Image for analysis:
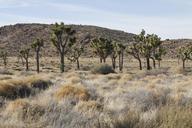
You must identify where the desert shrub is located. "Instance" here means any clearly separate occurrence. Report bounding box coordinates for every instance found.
[5,99,45,123]
[6,99,30,112]
[149,87,171,107]
[81,65,91,71]
[0,77,52,99]
[0,69,13,75]
[114,111,141,128]
[0,76,12,80]
[92,64,115,75]
[0,82,31,99]
[31,79,52,90]
[55,85,90,101]
[176,67,192,75]
[156,106,192,128]
[145,68,169,76]
[75,101,103,113]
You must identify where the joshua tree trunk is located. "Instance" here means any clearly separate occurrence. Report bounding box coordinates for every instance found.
[138,58,142,70]
[60,52,65,73]
[146,57,151,70]
[158,60,161,68]
[119,53,121,71]
[100,58,103,63]
[77,58,80,70]
[111,58,116,69]
[36,51,40,73]
[25,58,29,71]
[182,59,186,69]
[151,58,156,69]
[121,52,124,71]
[103,58,106,63]
[119,52,124,72]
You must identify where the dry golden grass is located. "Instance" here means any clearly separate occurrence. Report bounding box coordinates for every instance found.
[6,99,29,112]
[75,100,103,113]
[55,84,90,101]
[0,57,191,128]
[156,106,192,128]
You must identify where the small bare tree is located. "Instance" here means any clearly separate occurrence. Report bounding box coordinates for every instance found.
[117,43,126,72]
[111,42,118,69]
[31,38,44,73]
[127,42,143,70]
[20,48,30,71]
[154,46,166,68]
[67,34,90,70]
[91,37,113,63]
[177,45,192,69]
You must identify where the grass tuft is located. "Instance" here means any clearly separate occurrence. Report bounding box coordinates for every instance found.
[55,85,90,101]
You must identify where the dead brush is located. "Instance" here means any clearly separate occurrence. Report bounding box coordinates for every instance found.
[5,99,45,123]
[5,99,29,112]
[156,105,192,128]
[55,84,90,101]
[149,87,171,107]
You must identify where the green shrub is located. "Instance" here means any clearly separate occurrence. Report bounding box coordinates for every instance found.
[92,64,115,75]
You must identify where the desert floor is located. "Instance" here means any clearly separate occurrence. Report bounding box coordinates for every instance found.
[0,57,191,128]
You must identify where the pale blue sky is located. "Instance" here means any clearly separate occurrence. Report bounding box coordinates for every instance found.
[1,0,192,39]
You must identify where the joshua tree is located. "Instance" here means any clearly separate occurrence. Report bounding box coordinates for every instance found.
[31,38,44,73]
[111,42,119,69]
[51,22,76,73]
[91,37,113,63]
[136,29,151,70]
[177,46,192,69]
[148,34,162,69]
[67,34,91,70]
[127,41,143,70]
[0,50,8,68]
[20,48,30,71]
[117,43,126,72]
[137,29,162,70]
[154,46,166,68]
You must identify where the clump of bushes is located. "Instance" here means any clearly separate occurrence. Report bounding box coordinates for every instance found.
[0,76,52,99]
[114,105,192,128]
[31,79,52,90]
[92,64,115,75]
[5,99,45,123]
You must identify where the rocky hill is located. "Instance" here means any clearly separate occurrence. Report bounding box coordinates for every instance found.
[0,23,191,58]
[0,23,135,57]
[163,39,192,58]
